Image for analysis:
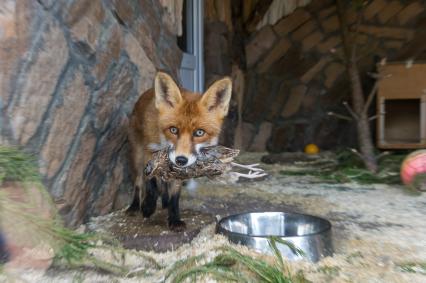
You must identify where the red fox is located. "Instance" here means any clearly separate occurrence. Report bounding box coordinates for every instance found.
[127,72,232,231]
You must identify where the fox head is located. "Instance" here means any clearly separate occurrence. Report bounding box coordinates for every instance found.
[154,72,232,167]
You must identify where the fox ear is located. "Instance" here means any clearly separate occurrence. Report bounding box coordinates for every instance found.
[200,77,232,117]
[154,72,182,110]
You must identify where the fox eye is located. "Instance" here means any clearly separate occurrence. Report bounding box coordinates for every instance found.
[194,129,205,137]
[169,126,179,135]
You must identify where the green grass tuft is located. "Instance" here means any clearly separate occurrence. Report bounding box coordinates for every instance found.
[165,253,206,281]
[0,146,41,184]
[53,229,97,265]
[167,237,311,283]
[0,146,160,278]
[397,261,426,274]
[281,149,407,185]
[317,265,340,276]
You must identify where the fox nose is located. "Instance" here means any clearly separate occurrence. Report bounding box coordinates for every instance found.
[175,156,188,166]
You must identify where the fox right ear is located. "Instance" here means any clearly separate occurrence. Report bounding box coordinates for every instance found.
[154,72,182,110]
[200,77,232,118]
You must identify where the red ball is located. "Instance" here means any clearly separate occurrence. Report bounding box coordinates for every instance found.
[401,150,426,188]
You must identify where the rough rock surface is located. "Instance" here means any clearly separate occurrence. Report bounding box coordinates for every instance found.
[206,0,426,152]
[0,0,182,226]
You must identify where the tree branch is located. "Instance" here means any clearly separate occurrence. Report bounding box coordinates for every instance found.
[363,81,379,114]
[327,112,353,121]
[350,9,363,62]
[363,69,392,114]
[368,115,378,121]
[343,101,359,120]
[377,151,390,160]
[336,0,378,173]
[349,148,364,160]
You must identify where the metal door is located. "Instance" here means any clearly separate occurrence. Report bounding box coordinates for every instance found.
[179,0,204,93]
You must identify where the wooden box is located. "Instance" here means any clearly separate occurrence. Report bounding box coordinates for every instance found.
[377,62,426,149]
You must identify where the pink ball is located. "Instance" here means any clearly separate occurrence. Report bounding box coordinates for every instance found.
[400,150,426,189]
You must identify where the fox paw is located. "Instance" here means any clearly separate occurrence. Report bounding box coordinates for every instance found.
[142,204,156,218]
[125,204,141,216]
[169,219,186,232]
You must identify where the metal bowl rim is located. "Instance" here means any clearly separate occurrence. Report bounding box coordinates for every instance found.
[216,211,332,238]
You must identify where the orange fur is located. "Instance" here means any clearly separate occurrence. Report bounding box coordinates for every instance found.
[127,72,232,230]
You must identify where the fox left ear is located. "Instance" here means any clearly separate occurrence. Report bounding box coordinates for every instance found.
[200,77,232,117]
[154,72,182,110]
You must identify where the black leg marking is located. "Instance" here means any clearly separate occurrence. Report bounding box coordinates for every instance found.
[161,182,170,209]
[126,185,141,215]
[142,178,158,218]
[168,191,186,231]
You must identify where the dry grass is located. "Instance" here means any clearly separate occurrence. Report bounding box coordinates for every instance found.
[165,237,309,283]
[0,146,309,282]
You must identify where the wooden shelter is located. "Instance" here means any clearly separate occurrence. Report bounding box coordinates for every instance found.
[377,63,426,149]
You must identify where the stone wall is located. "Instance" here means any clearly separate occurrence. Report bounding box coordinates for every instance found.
[232,0,426,152]
[243,0,426,151]
[0,0,182,226]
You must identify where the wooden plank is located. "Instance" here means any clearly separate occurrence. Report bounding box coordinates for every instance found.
[422,95,426,144]
[376,63,426,149]
[377,97,385,146]
[384,99,420,142]
[377,143,426,149]
[378,63,426,99]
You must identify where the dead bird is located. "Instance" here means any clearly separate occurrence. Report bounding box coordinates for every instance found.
[145,145,267,182]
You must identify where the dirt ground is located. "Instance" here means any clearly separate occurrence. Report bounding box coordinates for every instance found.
[4,152,426,282]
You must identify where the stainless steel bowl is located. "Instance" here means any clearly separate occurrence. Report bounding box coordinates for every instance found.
[216,212,333,262]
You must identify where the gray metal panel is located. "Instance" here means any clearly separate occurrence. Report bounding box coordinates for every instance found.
[179,0,204,93]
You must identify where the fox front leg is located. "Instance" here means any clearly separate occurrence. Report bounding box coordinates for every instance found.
[167,180,186,231]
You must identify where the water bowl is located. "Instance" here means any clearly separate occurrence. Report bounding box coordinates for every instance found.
[216,211,333,262]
